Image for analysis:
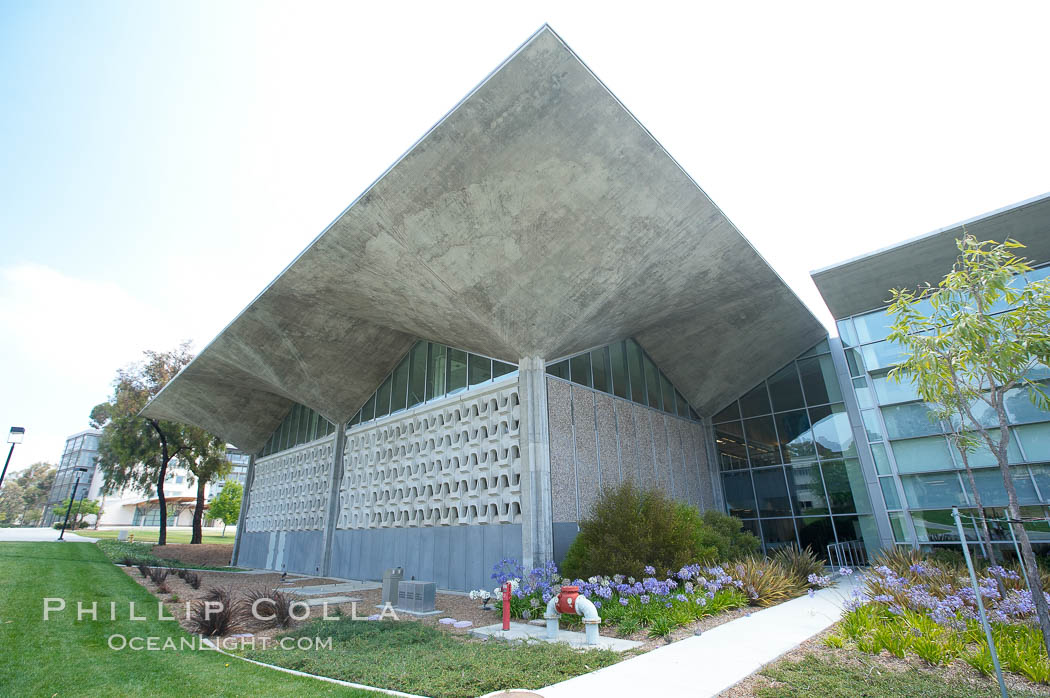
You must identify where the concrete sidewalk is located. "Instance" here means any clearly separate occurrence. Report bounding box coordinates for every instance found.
[0,526,95,542]
[539,576,863,698]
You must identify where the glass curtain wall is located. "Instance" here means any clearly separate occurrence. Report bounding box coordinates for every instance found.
[348,340,517,429]
[545,338,700,422]
[713,340,879,558]
[837,265,1050,547]
[259,404,336,457]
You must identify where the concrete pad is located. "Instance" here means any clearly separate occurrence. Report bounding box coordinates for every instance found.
[380,605,444,617]
[304,595,360,607]
[538,577,863,697]
[284,582,381,595]
[0,527,94,542]
[471,622,642,653]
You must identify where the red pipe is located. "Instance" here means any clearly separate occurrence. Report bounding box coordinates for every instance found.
[502,582,511,630]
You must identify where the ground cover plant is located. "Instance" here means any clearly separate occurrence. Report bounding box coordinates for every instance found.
[241,615,621,698]
[754,652,1047,698]
[0,542,372,697]
[823,549,1050,685]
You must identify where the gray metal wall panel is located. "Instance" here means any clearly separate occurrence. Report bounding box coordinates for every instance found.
[328,524,519,591]
[282,530,324,576]
[236,531,271,569]
[552,522,580,565]
[466,525,485,591]
[448,527,467,591]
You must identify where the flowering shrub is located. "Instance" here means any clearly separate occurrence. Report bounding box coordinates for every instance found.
[829,553,1050,684]
[470,558,753,637]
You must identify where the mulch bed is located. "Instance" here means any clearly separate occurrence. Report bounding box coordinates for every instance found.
[152,544,235,568]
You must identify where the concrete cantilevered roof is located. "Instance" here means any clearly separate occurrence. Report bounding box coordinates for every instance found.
[812,192,1050,320]
[143,25,825,452]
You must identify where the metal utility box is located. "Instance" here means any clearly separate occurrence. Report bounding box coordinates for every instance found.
[382,567,403,606]
[397,580,436,612]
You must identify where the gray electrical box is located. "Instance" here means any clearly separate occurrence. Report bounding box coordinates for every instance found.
[382,567,403,606]
[397,580,436,612]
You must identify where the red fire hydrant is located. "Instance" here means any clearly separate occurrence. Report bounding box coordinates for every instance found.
[502,582,510,631]
[544,584,602,645]
[554,585,581,614]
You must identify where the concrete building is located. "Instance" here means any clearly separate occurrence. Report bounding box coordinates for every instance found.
[141,26,1049,588]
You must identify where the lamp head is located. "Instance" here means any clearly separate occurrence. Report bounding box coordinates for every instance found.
[7,427,24,445]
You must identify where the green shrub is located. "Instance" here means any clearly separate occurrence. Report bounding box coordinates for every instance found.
[696,510,760,561]
[560,481,757,579]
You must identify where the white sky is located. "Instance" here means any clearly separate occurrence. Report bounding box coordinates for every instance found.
[2,0,1048,471]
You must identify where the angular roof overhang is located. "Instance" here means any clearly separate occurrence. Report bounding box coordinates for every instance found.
[143,26,825,452]
[812,192,1050,320]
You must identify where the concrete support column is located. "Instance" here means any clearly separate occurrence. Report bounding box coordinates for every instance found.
[320,426,347,577]
[519,356,554,568]
[231,454,256,567]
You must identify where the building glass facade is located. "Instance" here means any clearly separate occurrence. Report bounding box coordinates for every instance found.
[712,340,880,558]
[348,340,518,429]
[546,339,700,421]
[44,431,101,525]
[835,267,1050,549]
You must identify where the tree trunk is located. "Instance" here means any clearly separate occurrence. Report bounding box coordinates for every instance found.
[191,477,205,544]
[991,403,1050,656]
[149,419,169,547]
[957,448,998,564]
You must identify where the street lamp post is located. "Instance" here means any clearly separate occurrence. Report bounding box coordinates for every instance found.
[57,467,88,541]
[0,427,25,490]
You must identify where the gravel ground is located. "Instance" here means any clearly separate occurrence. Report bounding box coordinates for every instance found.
[120,565,504,641]
[121,564,781,655]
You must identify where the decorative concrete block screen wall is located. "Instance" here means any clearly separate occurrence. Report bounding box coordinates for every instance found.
[546,375,718,561]
[238,435,336,575]
[330,379,523,590]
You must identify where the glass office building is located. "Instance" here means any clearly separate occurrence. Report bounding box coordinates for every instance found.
[833,273,1050,551]
[43,430,101,525]
[712,340,880,557]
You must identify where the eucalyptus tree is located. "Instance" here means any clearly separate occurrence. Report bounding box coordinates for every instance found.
[887,235,1050,655]
[91,343,196,546]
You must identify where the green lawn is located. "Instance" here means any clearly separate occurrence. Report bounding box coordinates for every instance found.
[0,542,373,697]
[77,527,235,545]
[244,614,623,698]
[757,653,1045,697]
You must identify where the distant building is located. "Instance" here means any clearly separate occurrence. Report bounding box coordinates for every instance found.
[43,430,102,526]
[43,429,242,529]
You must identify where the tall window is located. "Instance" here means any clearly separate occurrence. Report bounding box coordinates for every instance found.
[545,338,699,421]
